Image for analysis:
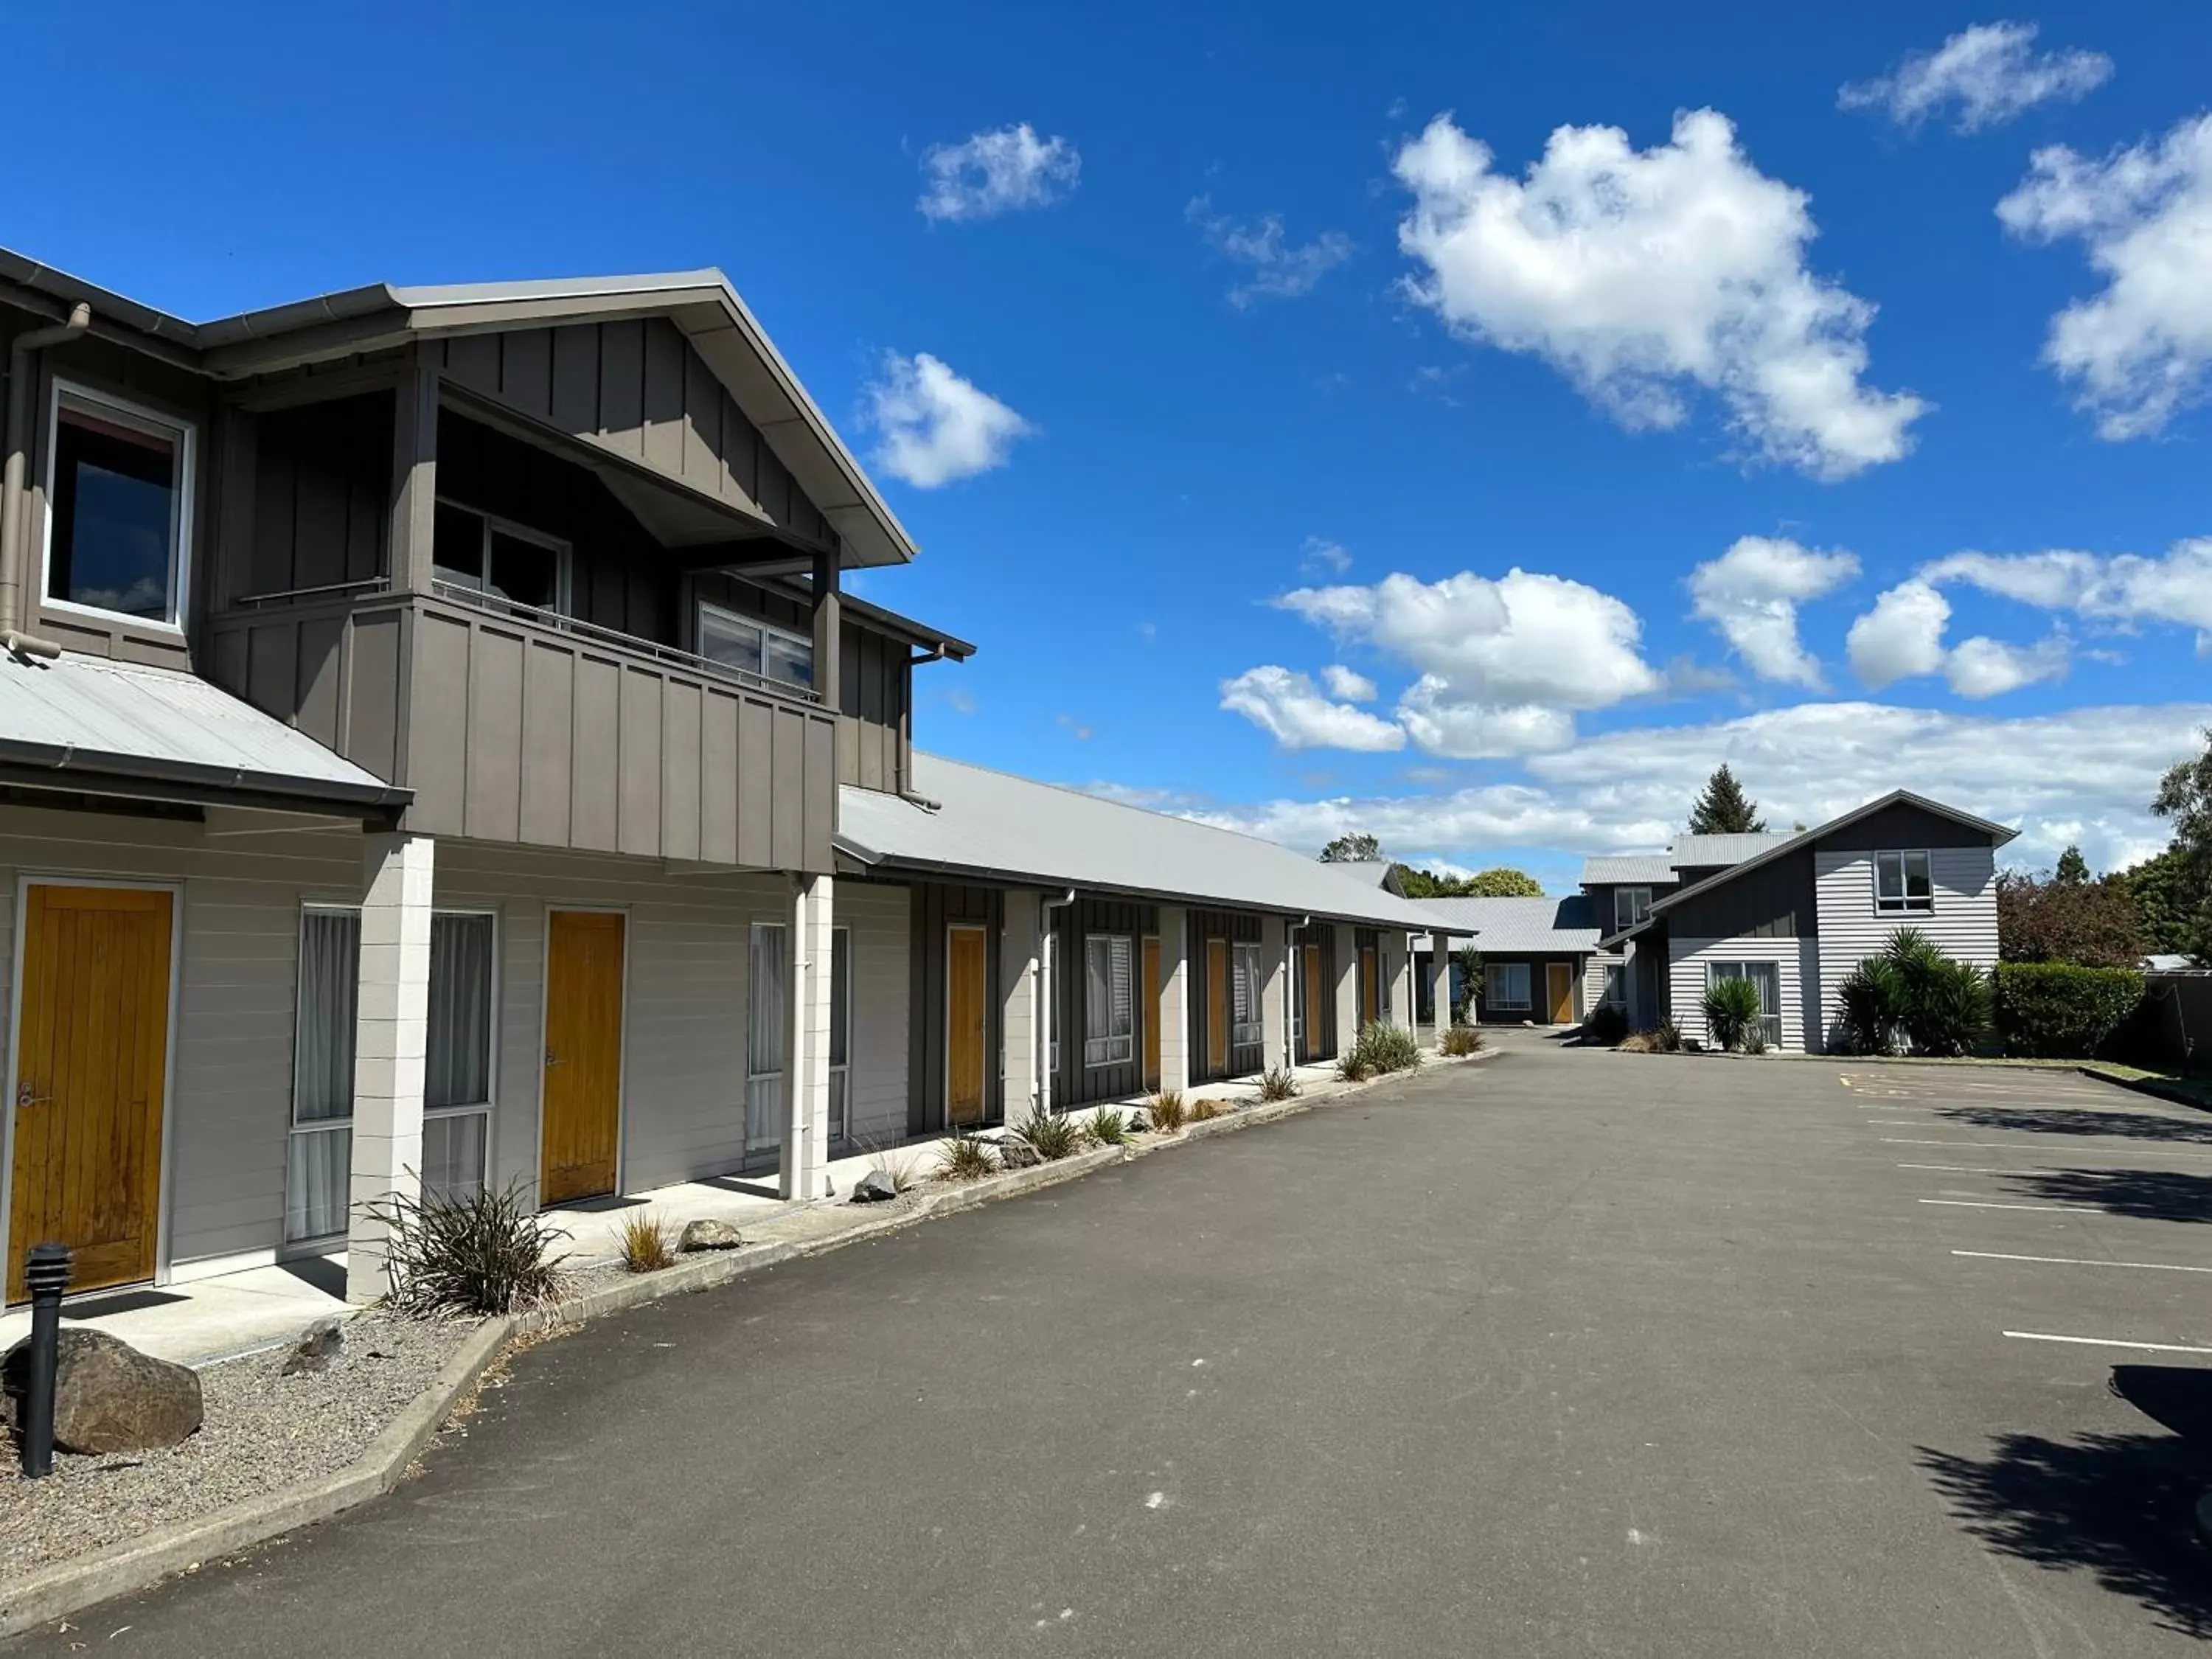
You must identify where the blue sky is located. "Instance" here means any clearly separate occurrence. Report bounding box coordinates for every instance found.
[14,1,2211,888]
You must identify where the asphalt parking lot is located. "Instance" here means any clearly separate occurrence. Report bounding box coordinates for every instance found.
[12,1038,2212,1657]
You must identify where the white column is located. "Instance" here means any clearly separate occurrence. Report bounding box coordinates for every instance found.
[1001,891,1042,1126]
[1427,939,1453,1044]
[347,831,435,1304]
[1332,924,1361,1057]
[1260,916,1290,1072]
[781,874,834,1200]
[1384,936,1411,1027]
[1158,905,1192,1093]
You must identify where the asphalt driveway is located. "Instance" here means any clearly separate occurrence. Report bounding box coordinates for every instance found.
[14,1040,2212,1656]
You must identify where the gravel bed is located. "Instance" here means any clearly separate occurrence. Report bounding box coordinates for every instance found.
[0,1312,476,1579]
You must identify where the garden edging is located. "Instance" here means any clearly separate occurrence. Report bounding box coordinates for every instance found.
[0,1045,1487,1639]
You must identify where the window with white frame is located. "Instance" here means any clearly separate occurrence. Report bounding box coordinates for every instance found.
[1707,960,1782,1048]
[1083,934,1134,1067]
[1484,961,1531,1011]
[1613,886,1652,932]
[434,499,566,612]
[697,600,815,691]
[1874,849,1934,914]
[285,906,495,1242]
[745,922,788,1152]
[44,381,194,626]
[1601,964,1625,1006]
[1231,942,1263,1048]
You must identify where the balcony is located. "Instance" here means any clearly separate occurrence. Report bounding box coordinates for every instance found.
[208,579,838,873]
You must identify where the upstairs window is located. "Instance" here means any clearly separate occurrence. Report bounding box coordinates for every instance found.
[45,383,194,627]
[1874,850,1934,914]
[434,500,566,613]
[697,600,815,691]
[1613,886,1652,931]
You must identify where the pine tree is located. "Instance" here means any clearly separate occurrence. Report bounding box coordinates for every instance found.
[1686,765,1767,835]
[2054,845,2090,884]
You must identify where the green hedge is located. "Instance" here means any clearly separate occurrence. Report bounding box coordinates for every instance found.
[1994,962,2146,1058]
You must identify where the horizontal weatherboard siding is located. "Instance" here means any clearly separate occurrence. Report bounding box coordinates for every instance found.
[1668,934,1822,1054]
[1812,844,1997,1050]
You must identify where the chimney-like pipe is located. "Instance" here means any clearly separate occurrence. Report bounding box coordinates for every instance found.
[0,301,91,653]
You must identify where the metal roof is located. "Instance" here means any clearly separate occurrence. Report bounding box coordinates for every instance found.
[0,652,409,811]
[835,754,1462,931]
[1579,854,1677,885]
[1410,895,1599,956]
[1670,832,1798,868]
[1329,860,1401,888]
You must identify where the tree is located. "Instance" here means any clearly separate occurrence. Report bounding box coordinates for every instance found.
[2055,844,2090,885]
[2116,846,2199,957]
[1466,866,1544,897]
[1687,765,1766,835]
[1318,832,1382,863]
[2150,728,2212,962]
[1996,869,2145,970]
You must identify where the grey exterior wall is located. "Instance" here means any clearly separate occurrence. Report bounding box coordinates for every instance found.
[243,392,392,599]
[1293,922,1337,1062]
[1661,848,1815,941]
[1189,908,1264,1082]
[1473,952,1589,1023]
[1668,933,1822,1052]
[1054,897,1155,1107]
[1812,841,1998,1049]
[1818,801,1997,853]
[906,880,1004,1134]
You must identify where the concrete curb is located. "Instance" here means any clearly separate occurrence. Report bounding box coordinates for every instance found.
[0,1046,1486,1637]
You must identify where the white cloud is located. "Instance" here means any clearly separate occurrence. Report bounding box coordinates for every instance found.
[1923,538,2212,644]
[1321,664,1379,703]
[1301,537,1353,577]
[1219,666,1405,752]
[1186,700,2210,875]
[1688,535,1860,687]
[1394,677,1576,758]
[1391,109,1927,479]
[1998,115,2212,439]
[864,352,1033,487]
[917,123,1080,222]
[1846,579,2068,698]
[1186,197,1354,306]
[1839,21,2112,133]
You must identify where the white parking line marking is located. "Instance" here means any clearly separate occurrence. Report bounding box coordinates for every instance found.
[1898,1163,2028,1175]
[1879,1137,2212,1161]
[2004,1332,2212,1354]
[1956,1250,2212,1274]
[1919,1199,2098,1213]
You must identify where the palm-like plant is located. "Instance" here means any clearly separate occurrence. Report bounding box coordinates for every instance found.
[1703,975,1766,1051]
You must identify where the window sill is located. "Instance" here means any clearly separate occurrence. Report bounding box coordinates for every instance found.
[41,596,187,635]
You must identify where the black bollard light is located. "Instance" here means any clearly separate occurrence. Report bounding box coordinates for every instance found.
[20,1242,71,1478]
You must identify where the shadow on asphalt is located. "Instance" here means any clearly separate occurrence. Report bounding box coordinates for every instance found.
[1997,1166,2212,1223]
[1934,1105,2212,1146]
[1918,1427,2212,1640]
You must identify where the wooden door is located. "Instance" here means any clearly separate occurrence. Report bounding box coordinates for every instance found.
[1301,945,1324,1062]
[8,886,173,1304]
[1360,947,1379,1029]
[1205,939,1228,1077]
[947,925,987,1127]
[1141,937,1161,1089]
[1546,961,1574,1024]
[540,911,625,1206]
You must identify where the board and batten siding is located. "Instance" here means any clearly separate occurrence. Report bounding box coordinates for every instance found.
[1812,845,1997,1050]
[1667,934,1823,1053]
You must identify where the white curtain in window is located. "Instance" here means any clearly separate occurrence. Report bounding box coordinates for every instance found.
[426,914,494,1110]
[422,1112,488,1203]
[828,928,851,1144]
[286,1129,350,1242]
[747,923,788,1150]
[1083,936,1133,1065]
[288,909,361,1242]
[1232,944,1262,1046]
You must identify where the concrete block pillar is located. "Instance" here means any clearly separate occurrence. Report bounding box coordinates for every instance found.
[1158,905,1192,1093]
[1383,936,1411,1026]
[1428,941,1453,1044]
[1259,916,1290,1071]
[1332,923,1360,1058]
[347,831,435,1304]
[1001,891,1043,1125]
[781,874,835,1200]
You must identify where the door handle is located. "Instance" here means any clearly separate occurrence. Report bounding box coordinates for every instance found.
[543,1048,560,1068]
[17,1083,49,1109]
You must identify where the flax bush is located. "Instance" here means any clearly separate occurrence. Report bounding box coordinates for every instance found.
[366,1176,568,1317]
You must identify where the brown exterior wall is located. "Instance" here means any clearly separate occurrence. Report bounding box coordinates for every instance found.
[243,393,392,599]
[907,881,1004,1135]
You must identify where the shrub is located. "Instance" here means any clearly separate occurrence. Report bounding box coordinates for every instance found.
[1013,1107,1084,1161]
[1994,962,2148,1057]
[1258,1065,1301,1102]
[1834,931,1994,1057]
[1084,1108,1132,1147]
[1619,1022,1683,1054]
[1342,1021,1422,1078]
[366,1176,568,1317]
[936,1130,998,1180]
[1335,1053,1372,1084]
[616,1211,675,1274]
[1146,1091,1188,1133]
[1440,1023,1484,1057]
[1189,1096,1227,1121]
[1703,975,1765,1052]
[1581,1003,1629,1047]
[1912,958,1992,1057]
[1836,959,1905,1055]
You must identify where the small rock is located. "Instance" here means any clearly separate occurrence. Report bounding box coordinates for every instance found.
[678,1218,744,1252]
[280,1315,347,1376]
[996,1139,1042,1170]
[1,1328,202,1453]
[850,1169,900,1204]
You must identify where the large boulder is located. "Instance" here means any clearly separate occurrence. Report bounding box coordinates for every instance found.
[2,1327,203,1454]
[678,1217,744,1253]
[849,1169,900,1204]
[995,1139,1042,1171]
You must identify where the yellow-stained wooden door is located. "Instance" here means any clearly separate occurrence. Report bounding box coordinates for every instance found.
[1360,947,1379,1030]
[1301,945,1324,1062]
[8,885,173,1304]
[1205,939,1228,1077]
[947,925,987,1127]
[1546,961,1574,1024]
[540,911,625,1206]
[1141,937,1161,1089]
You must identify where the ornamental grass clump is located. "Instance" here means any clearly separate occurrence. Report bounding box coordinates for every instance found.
[936,1130,999,1181]
[1145,1091,1188,1133]
[1343,1021,1422,1079]
[1440,1023,1485,1057]
[616,1211,676,1274]
[1014,1107,1084,1162]
[1258,1065,1301,1102]
[366,1176,568,1317]
[1084,1108,1132,1147]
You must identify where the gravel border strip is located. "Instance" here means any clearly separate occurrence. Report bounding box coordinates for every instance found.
[0,1046,1489,1640]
